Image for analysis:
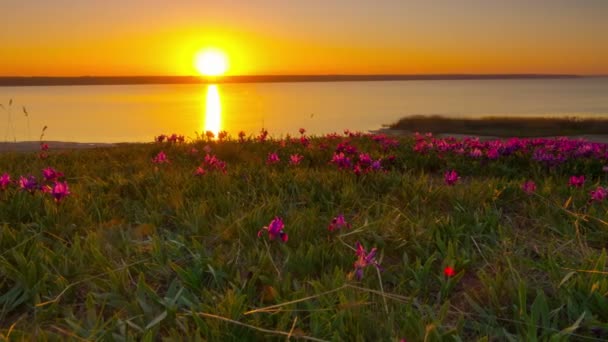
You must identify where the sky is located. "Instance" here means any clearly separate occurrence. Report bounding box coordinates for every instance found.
[1,0,607,76]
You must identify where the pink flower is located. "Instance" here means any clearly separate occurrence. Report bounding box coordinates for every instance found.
[289,154,303,166]
[521,180,536,194]
[258,217,288,242]
[568,175,585,187]
[444,266,456,277]
[328,214,351,231]
[353,242,381,280]
[238,131,246,143]
[42,167,63,181]
[590,186,608,202]
[50,181,70,202]
[299,128,306,135]
[194,167,207,176]
[444,170,460,186]
[469,148,482,158]
[0,173,10,190]
[152,151,169,164]
[40,143,49,151]
[267,152,280,165]
[155,134,166,143]
[189,147,199,155]
[203,145,212,154]
[203,154,227,173]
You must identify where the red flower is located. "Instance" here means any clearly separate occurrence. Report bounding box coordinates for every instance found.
[444,266,456,277]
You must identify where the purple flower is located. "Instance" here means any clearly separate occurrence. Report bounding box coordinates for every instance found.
[19,175,38,193]
[0,173,10,190]
[590,187,608,202]
[267,152,280,165]
[258,217,288,242]
[50,181,70,202]
[444,170,460,186]
[370,160,382,171]
[152,151,169,164]
[568,175,585,188]
[42,167,63,181]
[328,214,351,231]
[330,152,352,169]
[521,180,537,194]
[353,242,382,280]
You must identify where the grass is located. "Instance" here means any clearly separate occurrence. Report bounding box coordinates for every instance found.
[388,115,608,137]
[1,132,608,340]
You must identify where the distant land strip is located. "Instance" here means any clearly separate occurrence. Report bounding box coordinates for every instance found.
[0,74,583,87]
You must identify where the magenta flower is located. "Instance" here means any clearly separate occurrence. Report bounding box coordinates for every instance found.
[469,148,482,158]
[19,175,38,193]
[267,152,280,165]
[257,217,288,242]
[204,154,227,173]
[40,143,49,151]
[42,167,63,181]
[521,180,536,194]
[353,242,382,280]
[152,151,169,164]
[590,186,608,202]
[289,154,303,166]
[444,170,460,186]
[0,173,10,190]
[568,175,585,188]
[50,181,70,202]
[328,214,351,231]
[330,152,352,169]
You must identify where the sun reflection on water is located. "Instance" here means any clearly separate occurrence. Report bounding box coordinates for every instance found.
[204,84,221,137]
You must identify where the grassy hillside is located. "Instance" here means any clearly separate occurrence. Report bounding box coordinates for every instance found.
[1,131,608,340]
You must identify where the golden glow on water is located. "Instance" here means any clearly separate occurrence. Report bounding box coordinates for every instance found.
[204,84,222,137]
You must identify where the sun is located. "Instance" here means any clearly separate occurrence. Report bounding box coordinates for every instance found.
[195,49,228,76]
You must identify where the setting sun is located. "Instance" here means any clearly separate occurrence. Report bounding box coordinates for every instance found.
[195,49,228,76]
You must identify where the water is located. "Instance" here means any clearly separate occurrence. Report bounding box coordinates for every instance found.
[1,78,607,143]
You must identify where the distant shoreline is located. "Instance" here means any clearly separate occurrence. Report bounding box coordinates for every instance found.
[0,74,586,87]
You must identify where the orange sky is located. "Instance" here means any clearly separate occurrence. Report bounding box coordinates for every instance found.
[2,0,607,76]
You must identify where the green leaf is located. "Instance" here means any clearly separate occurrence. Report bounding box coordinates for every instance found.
[145,310,167,330]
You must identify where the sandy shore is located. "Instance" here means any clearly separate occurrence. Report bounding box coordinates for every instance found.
[0,141,118,153]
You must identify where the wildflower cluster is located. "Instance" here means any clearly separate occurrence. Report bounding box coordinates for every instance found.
[1,168,70,203]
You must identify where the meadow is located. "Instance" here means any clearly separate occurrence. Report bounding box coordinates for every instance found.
[1,130,608,340]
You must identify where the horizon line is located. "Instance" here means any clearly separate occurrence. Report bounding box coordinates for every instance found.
[0,73,601,87]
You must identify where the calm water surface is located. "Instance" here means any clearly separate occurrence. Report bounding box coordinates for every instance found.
[1,78,607,143]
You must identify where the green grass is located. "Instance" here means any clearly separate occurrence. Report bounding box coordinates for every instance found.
[1,135,608,341]
[388,115,608,137]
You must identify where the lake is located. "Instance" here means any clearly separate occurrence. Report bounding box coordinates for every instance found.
[1,78,607,143]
